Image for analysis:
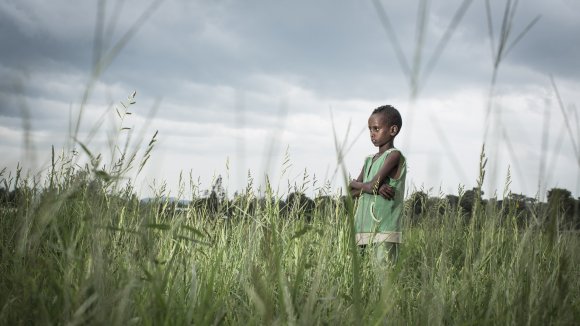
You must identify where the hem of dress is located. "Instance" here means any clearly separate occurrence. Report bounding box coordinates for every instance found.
[356,232,402,245]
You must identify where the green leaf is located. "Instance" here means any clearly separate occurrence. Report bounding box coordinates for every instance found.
[102,225,142,235]
[144,223,171,230]
[95,170,112,182]
[175,235,211,246]
[180,225,206,238]
[290,225,316,241]
[74,138,95,162]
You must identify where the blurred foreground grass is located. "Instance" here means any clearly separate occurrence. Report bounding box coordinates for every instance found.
[1,154,579,325]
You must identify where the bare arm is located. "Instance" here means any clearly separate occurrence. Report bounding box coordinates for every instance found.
[350,151,400,199]
[349,166,364,197]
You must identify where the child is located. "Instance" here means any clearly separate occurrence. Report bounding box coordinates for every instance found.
[349,105,406,263]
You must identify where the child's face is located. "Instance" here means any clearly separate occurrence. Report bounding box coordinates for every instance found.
[368,113,398,147]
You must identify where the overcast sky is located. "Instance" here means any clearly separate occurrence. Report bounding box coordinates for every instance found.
[1,0,579,199]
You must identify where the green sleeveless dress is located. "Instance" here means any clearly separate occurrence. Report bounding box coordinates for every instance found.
[354,148,406,244]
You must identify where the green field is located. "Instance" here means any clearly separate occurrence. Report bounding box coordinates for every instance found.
[1,156,579,325]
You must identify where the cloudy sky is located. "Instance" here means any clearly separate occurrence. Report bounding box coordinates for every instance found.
[1,0,579,199]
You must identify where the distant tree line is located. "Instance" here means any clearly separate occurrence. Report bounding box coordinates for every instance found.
[406,187,580,230]
[2,174,578,231]
[146,178,579,231]
[0,170,140,215]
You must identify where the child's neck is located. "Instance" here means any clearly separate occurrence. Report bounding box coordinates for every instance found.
[377,141,394,154]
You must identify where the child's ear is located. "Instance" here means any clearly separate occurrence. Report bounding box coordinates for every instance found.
[390,125,399,136]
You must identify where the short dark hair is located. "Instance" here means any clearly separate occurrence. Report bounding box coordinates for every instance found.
[372,105,402,130]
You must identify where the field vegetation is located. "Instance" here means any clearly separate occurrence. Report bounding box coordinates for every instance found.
[1,143,579,324]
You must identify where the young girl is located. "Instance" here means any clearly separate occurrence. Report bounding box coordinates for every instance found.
[349,105,406,262]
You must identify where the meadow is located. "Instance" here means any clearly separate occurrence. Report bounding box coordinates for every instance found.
[1,145,579,325]
[2,1,579,324]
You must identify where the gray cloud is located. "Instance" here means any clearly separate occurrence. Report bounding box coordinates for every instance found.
[1,0,579,197]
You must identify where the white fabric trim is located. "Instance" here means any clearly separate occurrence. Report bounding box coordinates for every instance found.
[356,232,402,245]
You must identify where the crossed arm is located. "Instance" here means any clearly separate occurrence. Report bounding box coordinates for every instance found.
[349,150,400,200]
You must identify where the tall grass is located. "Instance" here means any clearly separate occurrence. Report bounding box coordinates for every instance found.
[1,144,579,324]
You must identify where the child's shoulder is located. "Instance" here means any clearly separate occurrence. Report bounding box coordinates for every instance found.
[386,147,404,158]
[382,147,404,158]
